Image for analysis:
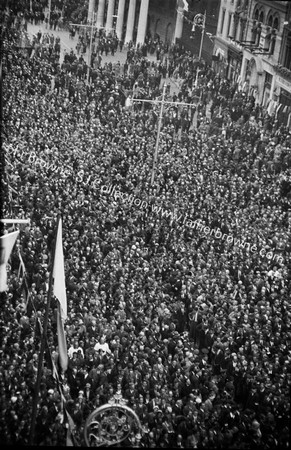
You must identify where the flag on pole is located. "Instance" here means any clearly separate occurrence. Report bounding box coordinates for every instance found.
[64,406,77,446]
[21,277,33,313]
[44,332,60,382]
[53,218,67,320]
[178,0,189,12]
[18,250,26,280]
[0,230,19,292]
[57,305,68,372]
[182,0,189,11]
[52,217,68,372]
[36,317,58,380]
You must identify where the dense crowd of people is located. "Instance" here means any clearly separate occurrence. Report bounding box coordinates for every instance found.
[1,2,291,448]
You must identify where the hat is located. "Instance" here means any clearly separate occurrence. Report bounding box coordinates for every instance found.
[252,420,260,429]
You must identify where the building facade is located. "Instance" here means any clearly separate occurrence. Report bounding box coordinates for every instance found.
[86,0,220,61]
[146,0,177,44]
[87,0,179,45]
[213,0,247,81]
[214,0,291,125]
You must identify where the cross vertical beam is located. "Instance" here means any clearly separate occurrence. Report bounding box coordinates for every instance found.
[132,84,195,186]
[151,83,167,186]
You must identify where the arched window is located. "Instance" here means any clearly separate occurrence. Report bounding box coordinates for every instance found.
[273,17,279,31]
[264,27,276,54]
[267,14,273,27]
[254,8,259,21]
[259,10,264,24]
[265,26,271,50]
[256,22,262,45]
[251,19,258,43]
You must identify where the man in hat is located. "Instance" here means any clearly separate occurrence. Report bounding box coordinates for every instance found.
[189,306,202,346]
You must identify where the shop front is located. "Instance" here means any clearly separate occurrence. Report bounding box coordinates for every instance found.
[212,39,229,78]
[262,71,273,107]
[227,45,243,83]
[275,75,291,128]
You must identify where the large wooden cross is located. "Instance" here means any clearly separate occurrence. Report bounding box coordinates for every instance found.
[132,83,196,185]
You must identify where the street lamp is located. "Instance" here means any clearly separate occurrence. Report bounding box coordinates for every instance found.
[191,11,206,60]
[48,0,51,28]
[191,11,206,87]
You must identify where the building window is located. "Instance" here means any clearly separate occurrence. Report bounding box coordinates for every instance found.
[265,29,276,55]
[270,34,276,54]
[220,9,226,34]
[245,59,251,82]
[267,14,279,31]
[239,18,246,41]
[233,15,239,40]
[283,32,291,69]
[264,71,272,89]
[273,17,279,31]
[264,13,279,54]
[251,20,261,45]
[264,28,271,49]
[227,13,232,37]
[256,23,262,45]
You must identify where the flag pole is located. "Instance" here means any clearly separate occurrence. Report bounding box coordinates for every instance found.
[198,10,206,60]
[28,214,61,445]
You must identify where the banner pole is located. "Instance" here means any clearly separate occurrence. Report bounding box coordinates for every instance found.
[28,215,61,445]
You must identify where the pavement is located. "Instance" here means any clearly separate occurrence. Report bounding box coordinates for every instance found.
[26,20,180,95]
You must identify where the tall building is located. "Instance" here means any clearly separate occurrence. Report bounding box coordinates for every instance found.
[213,0,247,81]
[87,0,220,62]
[87,0,179,44]
[87,0,153,44]
[213,0,291,125]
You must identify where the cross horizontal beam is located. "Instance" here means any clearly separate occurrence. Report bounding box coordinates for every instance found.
[1,219,31,224]
[132,98,196,107]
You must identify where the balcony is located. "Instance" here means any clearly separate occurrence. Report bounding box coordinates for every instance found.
[274,64,291,81]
